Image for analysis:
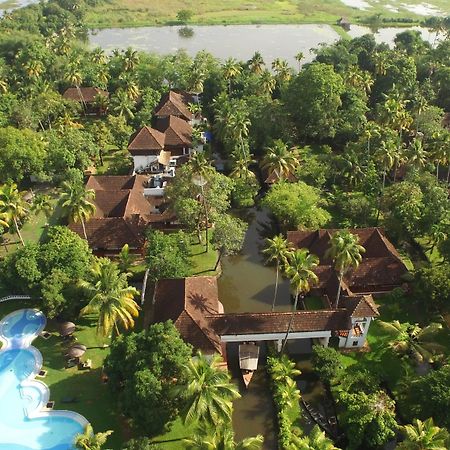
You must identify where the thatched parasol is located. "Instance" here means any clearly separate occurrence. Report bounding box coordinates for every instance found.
[59,322,76,337]
[67,344,86,358]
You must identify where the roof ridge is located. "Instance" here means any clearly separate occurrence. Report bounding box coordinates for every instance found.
[206,309,347,319]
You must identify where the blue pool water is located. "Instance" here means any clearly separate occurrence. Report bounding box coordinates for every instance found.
[0,309,88,450]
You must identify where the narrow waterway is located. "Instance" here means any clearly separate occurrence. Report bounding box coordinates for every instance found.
[218,207,291,313]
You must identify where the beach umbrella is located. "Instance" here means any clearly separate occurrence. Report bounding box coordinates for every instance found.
[59,321,76,337]
[67,344,86,358]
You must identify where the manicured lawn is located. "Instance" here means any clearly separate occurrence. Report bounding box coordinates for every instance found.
[1,187,62,255]
[0,301,124,449]
[304,296,326,311]
[96,147,132,176]
[83,0,450,29]
[151,417,193,449]
[188,233,219,277]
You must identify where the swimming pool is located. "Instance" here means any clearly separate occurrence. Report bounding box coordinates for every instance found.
[0,309,88,450]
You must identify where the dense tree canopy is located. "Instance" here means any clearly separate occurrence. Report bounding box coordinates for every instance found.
[104,321,192,435]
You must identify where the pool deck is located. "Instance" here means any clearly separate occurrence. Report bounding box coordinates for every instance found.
[0,308,89,450]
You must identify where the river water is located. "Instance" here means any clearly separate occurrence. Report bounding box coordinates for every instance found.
[89,24,440,66]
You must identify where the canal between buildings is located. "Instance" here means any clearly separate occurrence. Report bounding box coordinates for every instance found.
[218,207,328,448]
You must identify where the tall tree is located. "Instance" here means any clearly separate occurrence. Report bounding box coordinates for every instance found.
[292,424,340,450]
[263,235,292,312]
[261,140,300,181]
[211,214,246,271]
[73,424,113,450]
[398,418,449,450]
[79,258,140,337]
[176,352,241,427]
[184,424,263,450]
[281,249,319,352]
[325,230,365,309]
[377,320,444,363]
[0,182,29,246]
[60,181,96,240]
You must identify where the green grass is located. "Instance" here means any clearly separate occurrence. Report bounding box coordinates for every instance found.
[304,296,326,311]
[150,417,193,449]
[188,233,219,276]
[337,293,450,421]
[1,188,62,255]
[415,236,443,264]
[96,147,133,176]
[85,0,450,29]
[0,301,124,448]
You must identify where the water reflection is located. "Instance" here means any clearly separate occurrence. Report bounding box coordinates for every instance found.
[218,207,292,313]
[90,24,440,66]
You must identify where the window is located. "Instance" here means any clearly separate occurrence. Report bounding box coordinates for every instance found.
[352,341,359,347]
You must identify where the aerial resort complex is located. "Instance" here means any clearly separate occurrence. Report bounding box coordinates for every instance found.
[0,0,450,449]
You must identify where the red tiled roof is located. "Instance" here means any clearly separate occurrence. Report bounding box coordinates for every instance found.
[207,310,351,335]
[69,217,145,250]
[128,126,166,154]
[62,87,108,103]
[154,91,193,121]
[153,277,222,354]
[75,175,172,251]
[342,295,379,318]
[155,116,192,148]
[287,228,408,295]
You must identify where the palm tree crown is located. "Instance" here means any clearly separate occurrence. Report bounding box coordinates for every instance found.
[325,230,365,308]
[176,352,241,427]
[263,235,293,311]
[261,140,300,181]
[60,181,96,241]
[0,181,29,246]
[292,424,341,450]
[79,258,140,337]
[281,249,319,352]
[73,423,113,450]
[377,320,444,363]
[398,418,449,450]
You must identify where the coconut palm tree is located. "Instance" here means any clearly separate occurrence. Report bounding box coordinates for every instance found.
[398,418,449,450]
[60,181,96,241]
[121,48,139,72]
[230,153,256,180]
[430,131,450,180]
[190,151,214,251]
[31,193,53,222]
[111,89,136,119]
[176,352,241,427]
[295,51,304,72]
[291,425,341,450]
[184,423,263,450]
[259,70,276,96]
[262,235,293,311]
[222,58,241,93]
[272,58,292,83]
[363,121,381,158]
[261,140,300,181]
[377,321,444,364]
[227,109,251,159]
[73,423,113,450]
[269,353,301,382]
[0,182,29,246]
[278,377,301,409]
[406,138,429,171]
[248,51,265,75]
[375,139,397,191]
[281,249,319,352]
[325,231,365,309]
[91,47,107,65]
[79,258,140,337]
